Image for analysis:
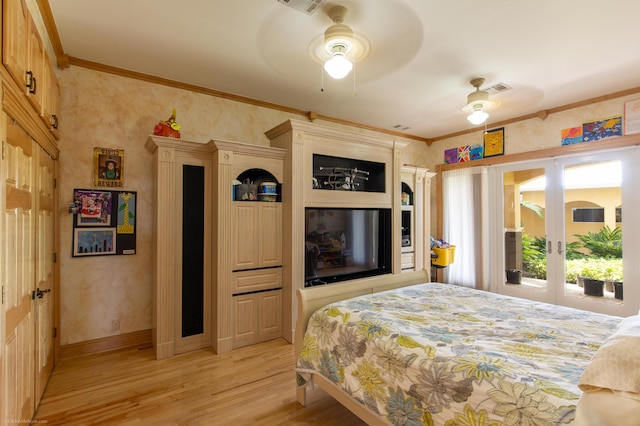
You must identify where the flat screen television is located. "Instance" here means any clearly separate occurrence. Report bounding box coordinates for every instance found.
[304,207,392,287]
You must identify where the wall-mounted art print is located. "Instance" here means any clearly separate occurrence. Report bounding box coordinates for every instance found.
[561,126,583,145]
[73,228,116,256]
[582,116,622,142]
[94,147,124,188]
[444,147,458,164]
[74,190,112,226]
[72,188,137,257]
[116,192,136,235]
[483,127,505,157]
[469,144,483,160]
[624,99,640,135]
[458,145,470,162]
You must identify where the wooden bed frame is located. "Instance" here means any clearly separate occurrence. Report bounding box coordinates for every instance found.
[294,269,429,425]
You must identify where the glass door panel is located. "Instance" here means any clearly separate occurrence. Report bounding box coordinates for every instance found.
[557,159,624,313]
[504,167,549,298]
[492,148,638,317]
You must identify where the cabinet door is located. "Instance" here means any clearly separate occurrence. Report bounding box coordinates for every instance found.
[3,0,28,89]
[232,294,257,342]
[232,290,282,346]
[232,203,260,270]
[257,290,282,337]
[26,16,44,115]
[258,203,282,268]
[42,53,60,138]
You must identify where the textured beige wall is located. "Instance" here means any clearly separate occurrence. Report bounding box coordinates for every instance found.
[56,66,426,345]
[58,65,637,346]
[425,95,635,172]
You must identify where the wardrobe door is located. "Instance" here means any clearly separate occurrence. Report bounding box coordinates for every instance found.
[2,118,36,423]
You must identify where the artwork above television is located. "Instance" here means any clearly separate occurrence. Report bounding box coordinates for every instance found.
[312,154,385,192]
[304,207,392,287]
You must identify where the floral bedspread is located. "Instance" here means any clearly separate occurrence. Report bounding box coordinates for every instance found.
[296,283,621,426]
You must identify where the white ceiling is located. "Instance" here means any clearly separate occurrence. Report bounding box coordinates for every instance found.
[48,0,640,140]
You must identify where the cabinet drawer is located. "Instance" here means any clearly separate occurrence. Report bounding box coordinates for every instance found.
[401,252,414,270]
[232,268,282,294]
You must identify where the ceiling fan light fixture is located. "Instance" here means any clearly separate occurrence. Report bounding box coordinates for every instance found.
[463,77,498,125]
[324,43,353,79]
[309,5,369,83]
[467,105,489,125]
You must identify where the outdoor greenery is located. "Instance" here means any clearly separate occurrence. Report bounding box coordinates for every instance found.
[521,225,622,282]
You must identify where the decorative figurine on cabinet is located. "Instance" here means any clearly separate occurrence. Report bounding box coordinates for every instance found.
[153,108,181,138]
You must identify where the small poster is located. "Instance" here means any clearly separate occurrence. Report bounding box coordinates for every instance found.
[561,126,583,145]
[458,145,470,162]
[469,144,483,160]
[74,190,112,225]
[444,148,458,164]
[582,116,622,142]
[94,147,125,188]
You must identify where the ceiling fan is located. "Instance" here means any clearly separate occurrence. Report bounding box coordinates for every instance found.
[464,78,499,125]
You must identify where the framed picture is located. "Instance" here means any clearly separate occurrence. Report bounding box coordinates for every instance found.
[72,188,137,256]
[73,228,116,256]
[483,127,505,158]
[94,147,124,188]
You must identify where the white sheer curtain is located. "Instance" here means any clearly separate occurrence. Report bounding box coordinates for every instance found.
[442,167,489,289]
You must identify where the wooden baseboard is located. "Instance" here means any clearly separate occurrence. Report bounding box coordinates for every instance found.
[60,329,152,359]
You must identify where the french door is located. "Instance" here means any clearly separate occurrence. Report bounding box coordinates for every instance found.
[489,147,639,317]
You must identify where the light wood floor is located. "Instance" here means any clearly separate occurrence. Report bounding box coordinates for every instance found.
[34,339,366,425]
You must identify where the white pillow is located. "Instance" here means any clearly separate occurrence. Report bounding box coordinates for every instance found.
[578,315,640,398]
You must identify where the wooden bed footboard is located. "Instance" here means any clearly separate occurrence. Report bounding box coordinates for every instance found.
[294,269,429,422]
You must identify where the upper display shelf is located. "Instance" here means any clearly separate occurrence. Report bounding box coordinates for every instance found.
[234,168,281,202]
[312,154,385,193]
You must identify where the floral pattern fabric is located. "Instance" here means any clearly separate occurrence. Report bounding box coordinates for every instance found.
[296,283,621,426]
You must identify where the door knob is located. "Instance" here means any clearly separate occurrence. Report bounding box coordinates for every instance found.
[32,288,51,299]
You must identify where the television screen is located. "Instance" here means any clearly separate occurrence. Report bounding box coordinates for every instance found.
[304,208,391,287]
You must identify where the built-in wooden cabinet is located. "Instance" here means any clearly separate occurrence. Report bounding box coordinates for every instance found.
[266,119,409,342]
[145,137,214,359]
[3,0,61,139]
[3,0,29,90]
[146,136,285,357]
[1,1,62,422]
[213,140,285,351]
[401,166,436,273]
[1,105,59,426]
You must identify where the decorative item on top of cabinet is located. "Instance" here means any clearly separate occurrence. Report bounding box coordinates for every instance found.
[153,108,181,138]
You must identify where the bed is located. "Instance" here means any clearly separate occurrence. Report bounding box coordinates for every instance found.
[295,270,640,425]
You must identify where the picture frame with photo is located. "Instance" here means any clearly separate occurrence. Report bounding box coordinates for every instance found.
[94,147,124,188]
